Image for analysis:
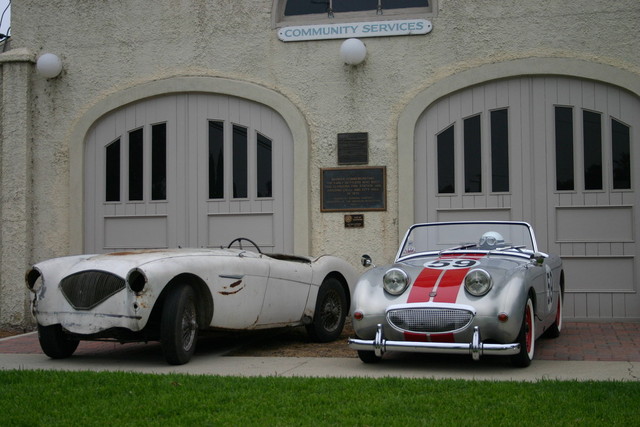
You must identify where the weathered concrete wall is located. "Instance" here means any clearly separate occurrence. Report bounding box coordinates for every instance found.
[1,0,639,328]
[0,48,34,330]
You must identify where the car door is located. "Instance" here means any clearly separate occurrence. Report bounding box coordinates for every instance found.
[257,258,313,326]
[208,253,270,329]
[526,257,555,325]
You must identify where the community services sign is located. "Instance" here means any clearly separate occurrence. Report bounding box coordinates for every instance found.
[278,19,432,42]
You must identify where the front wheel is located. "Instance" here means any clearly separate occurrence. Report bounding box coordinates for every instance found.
[306,278,347,342]
[161,284,199,365]
[38,324,79,359]
[511,297,535,368]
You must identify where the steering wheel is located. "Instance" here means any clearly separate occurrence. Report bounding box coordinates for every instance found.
[227,237,262,254]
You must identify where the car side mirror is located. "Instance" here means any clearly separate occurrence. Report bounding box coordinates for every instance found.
[530,252,546,266]
[361,254,373,268]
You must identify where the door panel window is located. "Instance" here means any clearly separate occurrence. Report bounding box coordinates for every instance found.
[554,106,575,191]
[207,122,275,200]
[208,121,224,199]
[464,115,482,193]
[490,109,509,192]
[128,128,144,201]
[437,125,455,193]
[583,110,603,190]
[554,107,629,191]
[105,125,168,203]
[257,133,273,198]
[436,110,510,195]
[151,123,167,200]
[105,139,121,202]
[612,119,631,190]
[233,125,248,199]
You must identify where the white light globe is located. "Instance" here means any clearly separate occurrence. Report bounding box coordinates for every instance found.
[340,38,367,65]
[36,53,63,78]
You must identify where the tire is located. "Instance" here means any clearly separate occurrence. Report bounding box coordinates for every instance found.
[544,291,563,339]
[160,284,199,365]
[511,298,535,368]
[37,324,79,359]
[306,277,347,342]
[357,349,382,364]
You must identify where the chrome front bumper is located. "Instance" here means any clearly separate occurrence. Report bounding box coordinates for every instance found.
[348,324,521,361]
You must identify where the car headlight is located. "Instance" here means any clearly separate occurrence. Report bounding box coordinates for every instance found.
[383,268,410,295]
[25,268,43,292]
[127,268,148,294]
[464,269,492,296]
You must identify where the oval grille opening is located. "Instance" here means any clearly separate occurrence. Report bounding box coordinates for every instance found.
[60,270,125,310]
[387,308,473,334]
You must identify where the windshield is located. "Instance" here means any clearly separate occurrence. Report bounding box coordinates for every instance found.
[398,222,537,260]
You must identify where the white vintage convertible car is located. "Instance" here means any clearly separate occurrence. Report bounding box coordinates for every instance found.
[348,221,564,367]
[26,238,358,365]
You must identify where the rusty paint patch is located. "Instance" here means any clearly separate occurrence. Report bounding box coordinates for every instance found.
[108,249,172,256]
[219,280,244,295]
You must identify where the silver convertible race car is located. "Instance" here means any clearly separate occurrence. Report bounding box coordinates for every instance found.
[26,238,358,365]
[348,221,564,367]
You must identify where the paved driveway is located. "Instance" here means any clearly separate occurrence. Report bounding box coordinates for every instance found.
[1,322,638,381]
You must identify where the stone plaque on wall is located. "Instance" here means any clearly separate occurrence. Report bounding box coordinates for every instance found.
[321,167,386,212]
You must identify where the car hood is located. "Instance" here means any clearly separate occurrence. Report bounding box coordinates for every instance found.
[30,248,246,280]
[394,252,530,305]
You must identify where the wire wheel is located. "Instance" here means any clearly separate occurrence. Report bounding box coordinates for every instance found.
[161,284,199,365]
[306,277,347,342]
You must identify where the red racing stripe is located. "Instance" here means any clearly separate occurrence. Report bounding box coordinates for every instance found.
[404,253,485,343]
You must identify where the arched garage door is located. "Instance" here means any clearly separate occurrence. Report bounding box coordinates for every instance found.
[414,77,640,320]
[84,93,294,253]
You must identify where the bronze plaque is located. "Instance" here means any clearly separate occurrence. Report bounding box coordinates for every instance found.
[321,167,386,212]
[344,214,364,228]
[337,133,368,165]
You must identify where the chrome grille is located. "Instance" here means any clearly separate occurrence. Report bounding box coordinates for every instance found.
[387,308,474,333]
[60,271,125,310]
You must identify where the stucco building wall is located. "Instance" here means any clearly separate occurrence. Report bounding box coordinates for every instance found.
[1,0,639,328]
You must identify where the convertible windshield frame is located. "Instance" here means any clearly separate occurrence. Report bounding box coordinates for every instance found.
[396,221,538,262]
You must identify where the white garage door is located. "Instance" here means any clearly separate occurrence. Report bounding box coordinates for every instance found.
[414,77,640,320]
[84,94,294,253]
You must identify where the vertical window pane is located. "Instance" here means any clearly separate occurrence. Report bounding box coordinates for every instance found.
[490,109,509,192]
[583,110,603,190]
[555,107,574,191]
[464,115,482,193]
[257,133,272,198]
[105,139,120,202]
[151,123,166,200]
[437,125,455,194]
[233,125,248,198]
[128,128,144,201]
[612,119,631,190]
[208,121,224,199]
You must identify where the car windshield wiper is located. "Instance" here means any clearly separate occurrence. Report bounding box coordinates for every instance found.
[493,245,527,253]
[439,243,477,254]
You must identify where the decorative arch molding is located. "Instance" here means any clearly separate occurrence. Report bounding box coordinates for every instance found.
[397,57,640,234]
[69,76,310,254]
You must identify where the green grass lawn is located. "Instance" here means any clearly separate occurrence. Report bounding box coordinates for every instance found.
[1,370,639,426]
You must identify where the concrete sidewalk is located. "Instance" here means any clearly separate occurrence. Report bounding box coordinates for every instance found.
[0,331,638,381]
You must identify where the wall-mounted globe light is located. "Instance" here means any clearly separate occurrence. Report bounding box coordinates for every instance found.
[36,53,63,78]
[340,38,367,66]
